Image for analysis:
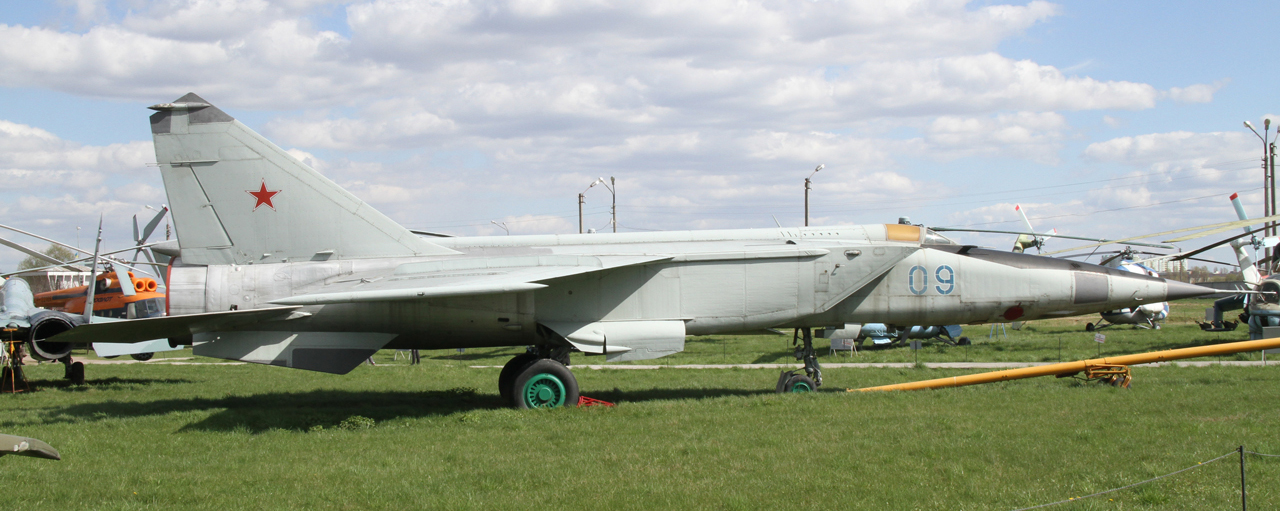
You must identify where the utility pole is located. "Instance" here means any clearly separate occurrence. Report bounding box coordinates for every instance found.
[1264,140,1274,276]
[804,164,824,227]
[611,176,616,233]
[578,193,584,234]
[1245,120,1274,273]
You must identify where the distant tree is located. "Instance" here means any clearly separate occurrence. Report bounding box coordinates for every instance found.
[17,244,78,271]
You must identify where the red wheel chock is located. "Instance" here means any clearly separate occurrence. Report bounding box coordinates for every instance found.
[577,396,615,407]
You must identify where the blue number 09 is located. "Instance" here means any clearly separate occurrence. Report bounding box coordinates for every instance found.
[908,265,928,295]
[934,265,955,295]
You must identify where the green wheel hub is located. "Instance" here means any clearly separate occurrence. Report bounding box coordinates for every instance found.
[789,381,812,393]
[521,373,567,408]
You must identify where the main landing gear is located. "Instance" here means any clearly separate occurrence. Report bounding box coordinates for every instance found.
[61,356,85,386]
[498,346,579,409]
[777,327,822,393]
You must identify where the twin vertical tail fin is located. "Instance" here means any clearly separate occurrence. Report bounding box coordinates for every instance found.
[148,93,457,266]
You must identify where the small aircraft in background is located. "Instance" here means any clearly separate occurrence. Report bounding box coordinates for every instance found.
[1187,192,1280,337]
[1010,204,1056,254]
[1083,251,1171,331]
[0,219,178,383]
[821,323,969,348]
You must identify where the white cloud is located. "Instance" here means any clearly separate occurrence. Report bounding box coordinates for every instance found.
[1166,81,1225,104]
[0,120,153,173]
[1083,131,1254,167]
[0,0,1250,268]
[920,111,1068,163]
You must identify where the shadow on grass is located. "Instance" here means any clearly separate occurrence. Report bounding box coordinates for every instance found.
[28,377,195,391]
[30,387,773,433]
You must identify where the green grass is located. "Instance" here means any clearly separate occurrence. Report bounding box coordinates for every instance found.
[4,298,1277,510]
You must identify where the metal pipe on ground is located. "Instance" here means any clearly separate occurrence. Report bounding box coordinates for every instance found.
[854,337,1280,392]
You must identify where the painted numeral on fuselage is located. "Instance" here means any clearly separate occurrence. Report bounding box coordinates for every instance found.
[908,265,928,295]
[934,265,955,295]
[908,265,956,295]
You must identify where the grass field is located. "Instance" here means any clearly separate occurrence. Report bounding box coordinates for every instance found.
[4,298,1278,510]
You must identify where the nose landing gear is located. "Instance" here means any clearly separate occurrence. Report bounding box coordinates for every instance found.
[777,327,822,393]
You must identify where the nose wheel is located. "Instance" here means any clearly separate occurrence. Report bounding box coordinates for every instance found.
[776,327,822,393]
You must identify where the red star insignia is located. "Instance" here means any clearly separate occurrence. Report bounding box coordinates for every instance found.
[247,180,280,211]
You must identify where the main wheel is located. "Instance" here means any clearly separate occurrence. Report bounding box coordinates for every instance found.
[783,374,816,393]
[957,336,971,346]
[130,352,154,362]
[498,353,539,401]
[65,361,85,385]
[510,359,579,409]
[1085,323,1095,332]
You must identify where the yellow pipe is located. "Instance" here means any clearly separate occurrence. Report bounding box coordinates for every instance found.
[855,337,1280,392]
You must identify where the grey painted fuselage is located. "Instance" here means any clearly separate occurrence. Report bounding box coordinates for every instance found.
[168,224,1197,350]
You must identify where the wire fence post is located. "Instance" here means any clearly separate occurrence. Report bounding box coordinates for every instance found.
[1240,445,1247,511]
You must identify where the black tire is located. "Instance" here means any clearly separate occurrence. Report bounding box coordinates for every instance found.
[1085,323,1095,332]
[498,353,539,401]
[510,359,579,409]
[66,361,85,385]
[783,374,816,393]
[957,337,971,346]
[130,352,154,362]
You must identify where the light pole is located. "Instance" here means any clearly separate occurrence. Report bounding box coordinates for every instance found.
[490,220,509,235]
[804,164,824,227]
[1245,120,1275,273]
[578,177,617,233]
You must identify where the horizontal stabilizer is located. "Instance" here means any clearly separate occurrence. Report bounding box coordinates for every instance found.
[51,306,301,345]
[0,434,60,460]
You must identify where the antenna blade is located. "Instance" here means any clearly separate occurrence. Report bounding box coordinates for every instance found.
[83,216,103,323]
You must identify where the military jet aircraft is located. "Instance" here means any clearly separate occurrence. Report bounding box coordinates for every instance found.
[50,93,1215,408]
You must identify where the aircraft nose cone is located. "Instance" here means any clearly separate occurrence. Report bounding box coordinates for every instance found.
[1165,280,1218,301]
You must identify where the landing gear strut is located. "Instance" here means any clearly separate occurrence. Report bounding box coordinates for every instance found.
[777,327,822,393]
[60,356,84,385]
[1,335,27,393]
[499,345,579,409]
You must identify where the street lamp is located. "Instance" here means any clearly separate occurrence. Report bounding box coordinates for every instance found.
[1245,119,1276,273]
[578,176,617,233]
[490,220,509,235]
[804,164,824,227]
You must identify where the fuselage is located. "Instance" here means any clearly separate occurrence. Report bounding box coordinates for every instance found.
[166,224,1192,350]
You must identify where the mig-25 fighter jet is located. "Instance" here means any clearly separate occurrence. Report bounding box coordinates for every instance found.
[50,94,1215,408]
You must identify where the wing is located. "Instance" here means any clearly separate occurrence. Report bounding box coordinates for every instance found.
[270,247,836,306]
[269,254,675,305]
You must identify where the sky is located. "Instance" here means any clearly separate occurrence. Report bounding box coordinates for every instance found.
[0,0,1276,275]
